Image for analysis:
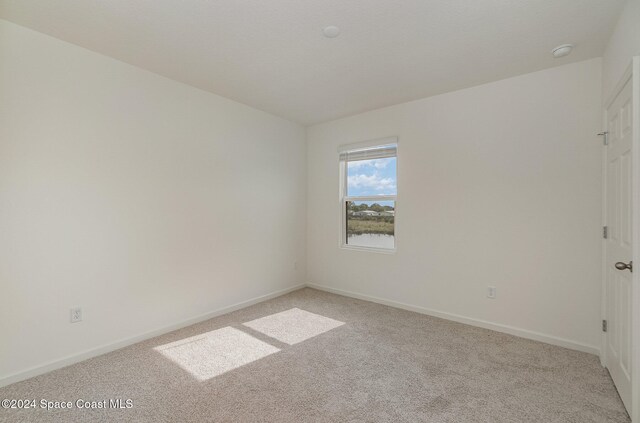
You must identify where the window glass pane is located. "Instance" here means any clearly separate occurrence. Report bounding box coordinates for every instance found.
[347,157,397,197]
[346,201,395,249]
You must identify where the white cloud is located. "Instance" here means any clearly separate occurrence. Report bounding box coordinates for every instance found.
[348,161,369,170]
[348,173,396,191]
[348,158,391,170]
[373,158,391,169]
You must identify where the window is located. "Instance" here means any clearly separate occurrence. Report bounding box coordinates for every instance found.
[339,139,397,251]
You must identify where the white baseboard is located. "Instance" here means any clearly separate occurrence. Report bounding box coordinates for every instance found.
[306,283,600,356]
[0,284,305,388]
[2,281,600,388]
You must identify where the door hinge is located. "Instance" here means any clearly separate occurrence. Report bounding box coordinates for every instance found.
[598,131,609,145]
[603,226,608,239]
[602,320,608,332]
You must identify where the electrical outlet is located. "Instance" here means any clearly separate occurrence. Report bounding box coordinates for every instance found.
[487,286,497,299]
[70,307,82,323]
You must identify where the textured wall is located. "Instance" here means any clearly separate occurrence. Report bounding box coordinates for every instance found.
[0,19,307,383]
[307,59,603,352]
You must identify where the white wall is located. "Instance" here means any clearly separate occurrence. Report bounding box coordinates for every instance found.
[307,58,603,352]
[602,0,640,102]
[0,19,306,384]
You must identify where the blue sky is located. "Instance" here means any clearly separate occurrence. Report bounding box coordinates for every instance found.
[347,157,397,197]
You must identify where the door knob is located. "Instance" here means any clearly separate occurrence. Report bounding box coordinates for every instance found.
[614,261,633,272]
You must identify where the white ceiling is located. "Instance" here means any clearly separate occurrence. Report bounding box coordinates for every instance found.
[0,0,626,125]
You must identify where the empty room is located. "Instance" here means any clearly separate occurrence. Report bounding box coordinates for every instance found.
[1,1,639,422]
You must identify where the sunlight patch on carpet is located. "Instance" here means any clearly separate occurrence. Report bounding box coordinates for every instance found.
[243,308,345,345]
[154,327,280,380]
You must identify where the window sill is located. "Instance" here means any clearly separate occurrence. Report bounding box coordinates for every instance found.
[340,245,396,255]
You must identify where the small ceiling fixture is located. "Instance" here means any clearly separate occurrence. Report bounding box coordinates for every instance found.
[552,44,573,58]
[323,26,340,38]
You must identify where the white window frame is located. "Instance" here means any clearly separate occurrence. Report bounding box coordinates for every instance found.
[338,137,398,253]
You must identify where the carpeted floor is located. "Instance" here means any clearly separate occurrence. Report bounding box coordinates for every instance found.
[0,288,630,422]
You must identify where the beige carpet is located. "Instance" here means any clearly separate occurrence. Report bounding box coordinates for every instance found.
[0,288,630,422]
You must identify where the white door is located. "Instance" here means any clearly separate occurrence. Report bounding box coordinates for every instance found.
[605,76,634,414]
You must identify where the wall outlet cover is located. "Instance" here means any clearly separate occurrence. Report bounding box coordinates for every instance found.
[487,287,497,299]
[70,307,82,323]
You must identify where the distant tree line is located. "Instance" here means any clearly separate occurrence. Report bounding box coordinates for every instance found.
[346,202,394,212]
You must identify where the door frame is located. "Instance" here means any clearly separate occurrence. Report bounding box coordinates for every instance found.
[601,56,640,422]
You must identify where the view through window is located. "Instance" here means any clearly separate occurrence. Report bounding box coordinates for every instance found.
[340,143,397,250]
